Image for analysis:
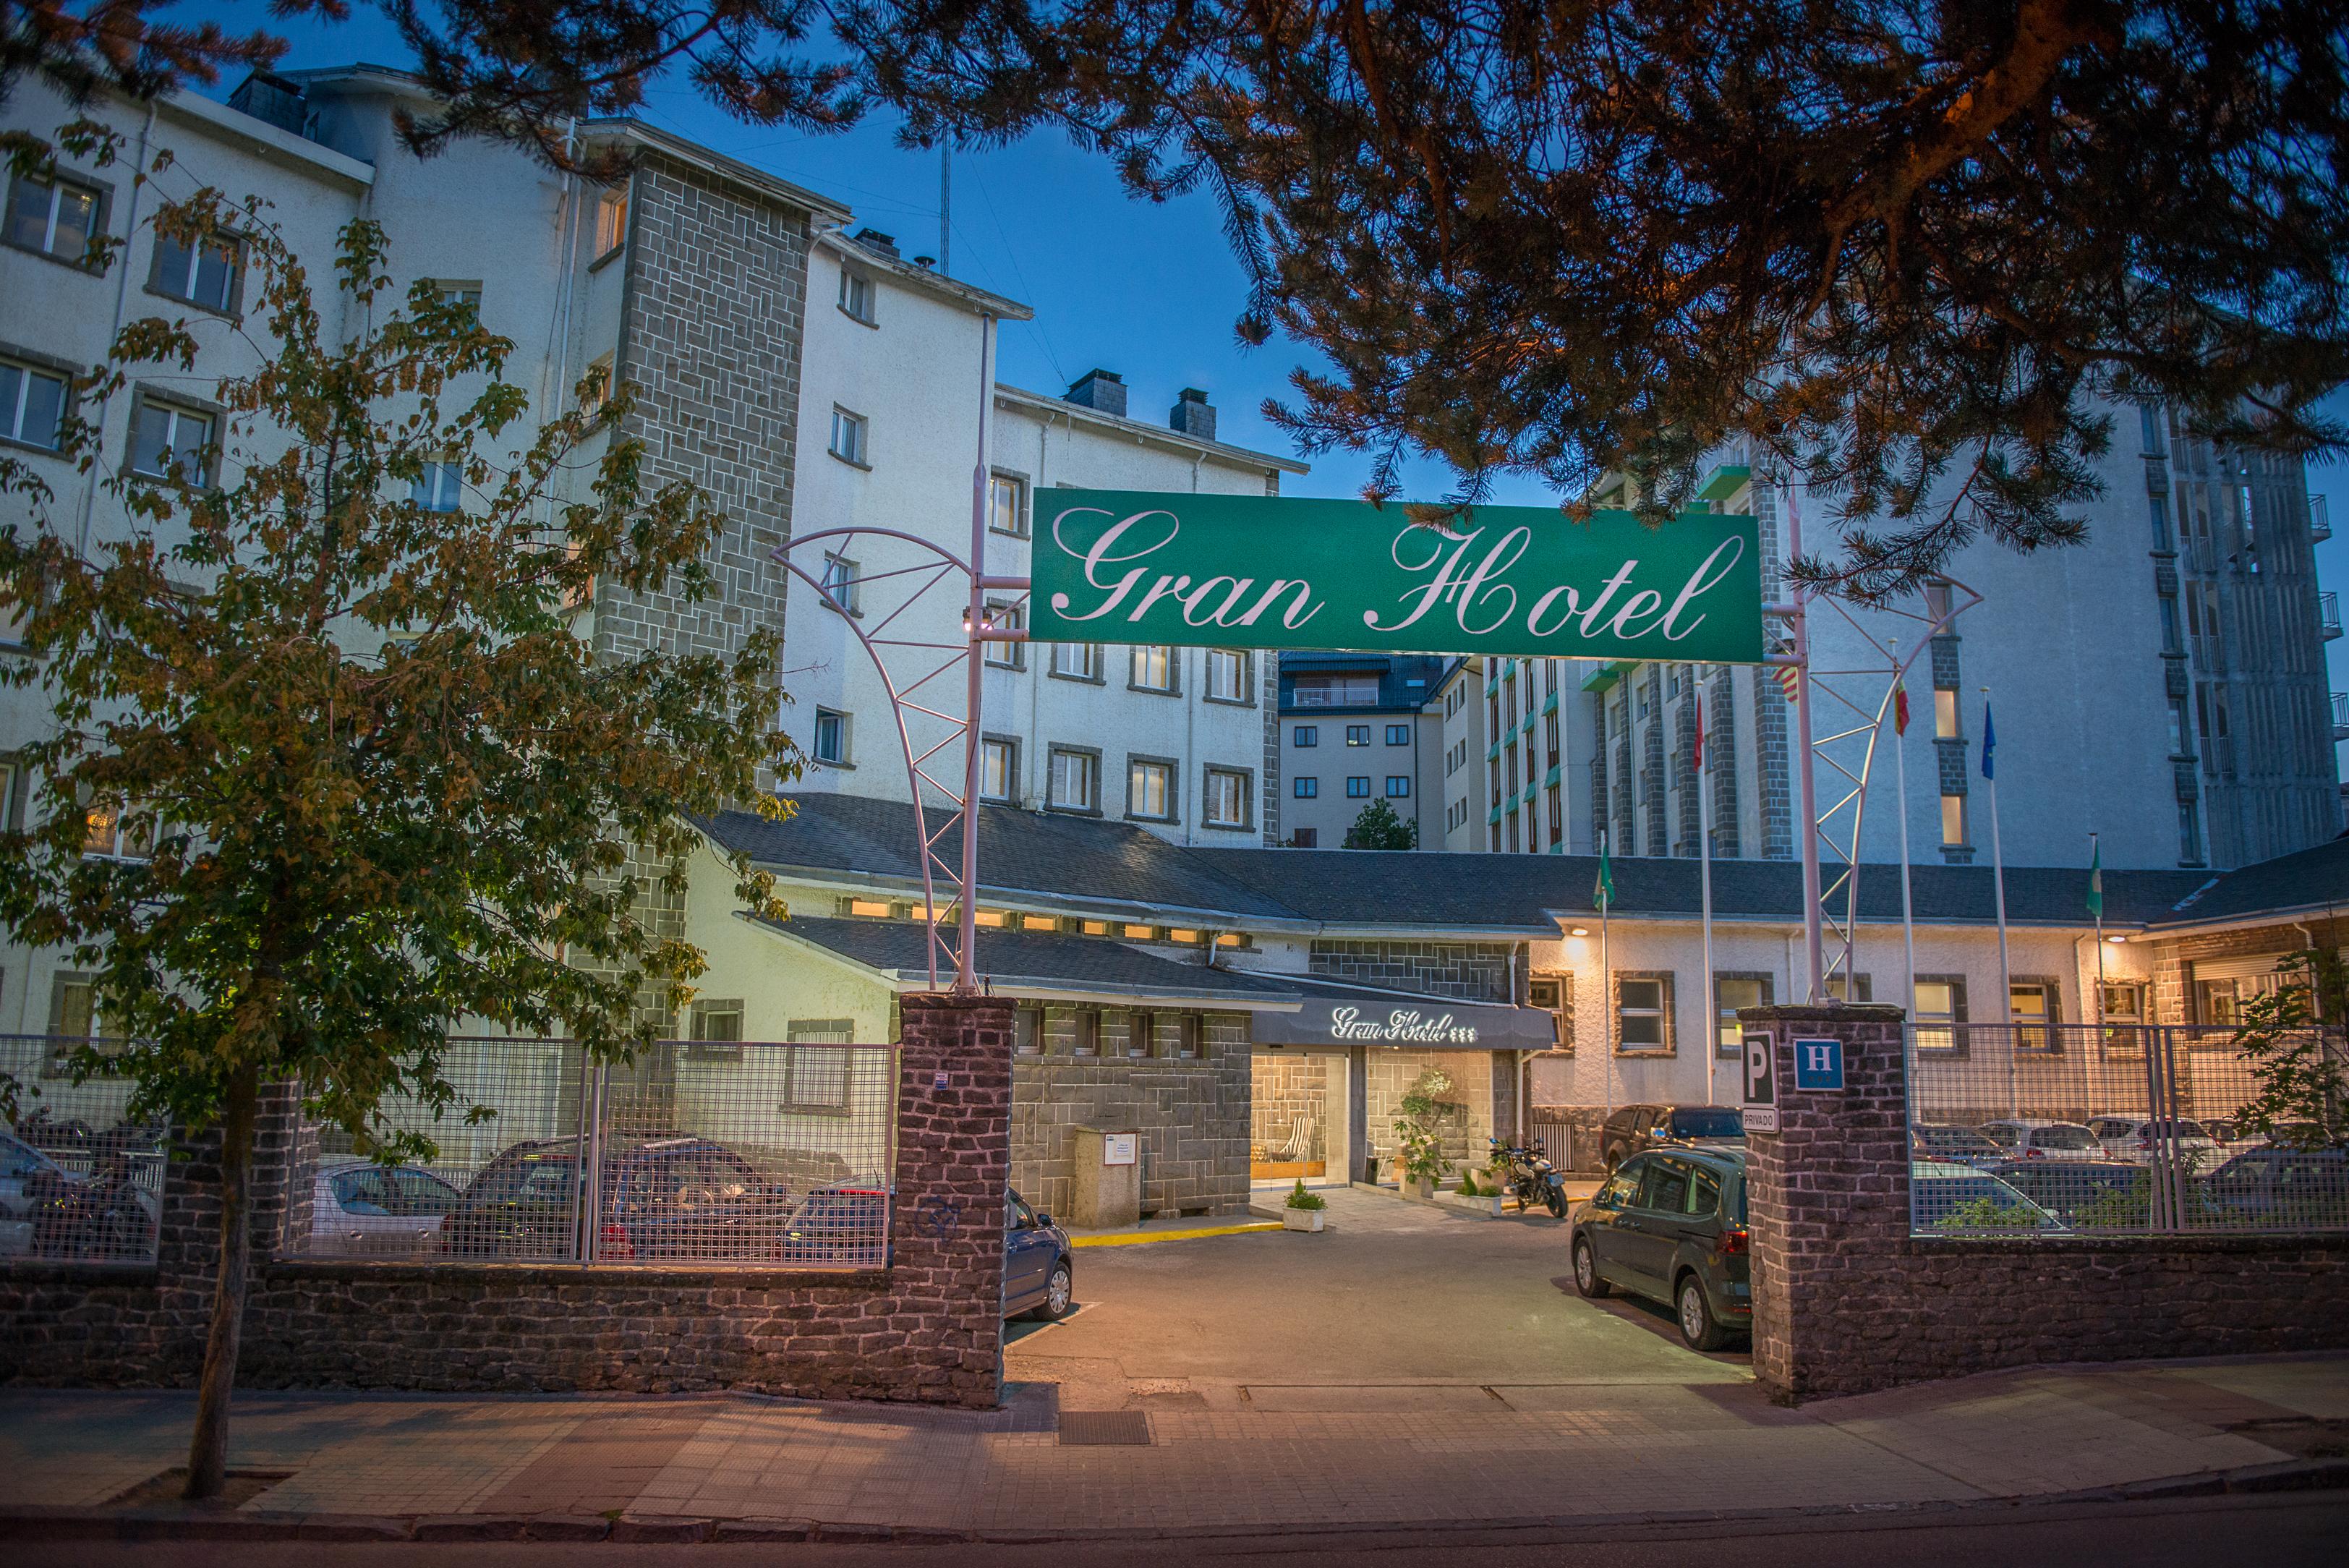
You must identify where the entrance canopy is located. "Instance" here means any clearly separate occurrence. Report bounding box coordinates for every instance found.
[1250,977,1556,1052]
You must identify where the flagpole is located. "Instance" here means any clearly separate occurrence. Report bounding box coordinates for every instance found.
[1984,686,2013,1115]
[1892,650,1917,1028]
[1698,689,1716,1106]
[2092,831,2107,1039]
[1600,829,1613,1125]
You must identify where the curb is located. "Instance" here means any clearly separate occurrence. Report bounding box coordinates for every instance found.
[1,1457,2342,1543]
[1068,1222,1281,1249]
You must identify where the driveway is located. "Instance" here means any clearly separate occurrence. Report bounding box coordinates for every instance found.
[1010,1186,1747,1411]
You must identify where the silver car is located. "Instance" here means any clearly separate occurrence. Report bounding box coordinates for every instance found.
[0,1132,70,1256]
[308,1156,465,1257]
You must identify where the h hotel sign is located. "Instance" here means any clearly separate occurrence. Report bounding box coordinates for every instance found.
[1030,490,1768,664]
[1792,1037,1847,1092]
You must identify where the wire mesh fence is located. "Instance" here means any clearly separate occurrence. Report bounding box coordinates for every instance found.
[1,1036,167,1266]
[1908,1023,2349,1237]
[291,1038,896,1268]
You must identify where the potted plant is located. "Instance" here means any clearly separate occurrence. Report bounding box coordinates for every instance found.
[1393,1070,1457,1201]
[1282,1179,1326,1232]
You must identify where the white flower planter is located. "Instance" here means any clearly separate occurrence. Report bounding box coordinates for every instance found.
[1282,1208,1326,1232]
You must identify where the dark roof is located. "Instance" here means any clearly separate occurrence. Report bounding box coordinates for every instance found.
[756,914,1298,1002]
[704,791,2334,936]
[2144,835,2349,928]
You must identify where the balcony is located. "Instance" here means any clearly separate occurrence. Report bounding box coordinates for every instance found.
[2335,691,2349,743]
[2313,494,2334,543]
[2324,590,2343,642]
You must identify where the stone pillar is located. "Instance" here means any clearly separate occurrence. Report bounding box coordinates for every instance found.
[1737,1002,1909,1405]
[890,993,1015,1408]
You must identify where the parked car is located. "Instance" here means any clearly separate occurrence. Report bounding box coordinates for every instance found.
[308,1156,466,1258]
[1004,1190,1075,1321]
[1599,1104,1745,1172]
[1569,1146,1749,1351]
[1911,1159,2068,1232]
[1910,1125,2005,1168]
[777,1183,890,1266]
[0,1131,71,1256]
[438,1133,793,1262]
[1984,1158,2150,1225]
[2199,1145,2349,1227]
[2084,1116,2221,1171]
[1976,1119,2103,1159]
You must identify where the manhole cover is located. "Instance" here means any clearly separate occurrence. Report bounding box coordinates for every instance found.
[1059,1410,1152,1446]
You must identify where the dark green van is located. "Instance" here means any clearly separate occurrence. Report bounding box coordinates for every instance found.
[1569,1146,1750,1350]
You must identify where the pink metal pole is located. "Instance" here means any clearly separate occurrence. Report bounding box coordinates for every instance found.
[1784,483,1825,1001]
[955,315,998,992]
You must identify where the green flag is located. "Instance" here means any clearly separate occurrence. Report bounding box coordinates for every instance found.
[1595,839,1615,912]
[2086,838,2103,920]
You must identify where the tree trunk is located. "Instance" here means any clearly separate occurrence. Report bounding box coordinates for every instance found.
[184,1063,260,1502]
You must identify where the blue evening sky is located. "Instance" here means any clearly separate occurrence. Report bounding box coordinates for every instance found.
[169,12,2349,777]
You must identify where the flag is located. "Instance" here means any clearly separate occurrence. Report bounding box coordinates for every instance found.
[1595,838,1615,912]
[1980,699,1997,780]
[2087,838,2104,920]
[1692,691,1704,771]
[1893,681,1909,736]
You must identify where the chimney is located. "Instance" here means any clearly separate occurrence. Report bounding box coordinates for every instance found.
[1065,368,1127,419]
[227,71,309,139]
[852,227,900,259]
[1169,387,1216,442]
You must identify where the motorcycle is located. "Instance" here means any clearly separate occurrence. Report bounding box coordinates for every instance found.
[1488,1136,1569,1219]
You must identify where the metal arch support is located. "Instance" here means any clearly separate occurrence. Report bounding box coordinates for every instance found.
[765,315,1026,993]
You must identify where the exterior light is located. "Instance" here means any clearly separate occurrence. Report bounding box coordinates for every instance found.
[2106,934,2127,944]
[1570,926,1590,937]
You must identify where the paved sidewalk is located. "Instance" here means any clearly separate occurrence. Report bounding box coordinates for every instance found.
[3,1352,2340,1537]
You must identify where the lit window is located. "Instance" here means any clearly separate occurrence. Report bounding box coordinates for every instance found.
[829,406,869,466]
[1939,792,1966,847]
[5,171,101,263]
[1713,974,1769,1054]
[127,399,212,481]
[1912,978,1966,1052]
[1385,775,1410,798]
[1346,724,1370,746]
[0,357,67,450]
[1122,923,1156,939]
[1933,689,1958,738]
[1203,768,1248,827]
[1131,644,1174,691]
[847,898,891,919]
[982,601,1023,668]
[813,708,848,764]
[988,472,1025,535]
[1049,749,1099,811]
[1128,758,1172,819]
[411,460,463,513]
[1206,648,1247,702]
[980,738,1016,802]
[152,230,240,313]
[1346,776,1370,798]
[594,185,629,256]
[819,553,859,615]
[839,267,875,325]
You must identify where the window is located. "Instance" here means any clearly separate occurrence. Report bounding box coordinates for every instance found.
[594,184,629,257]
[1386,723,1410,746]
[46,973,111,1066]
[2178,799,2204,864]
[1292,827,1318,847]
[1940,792,1967,847]
[1052,642,1103,681]
[809,552,859,615]
[1615,973,1673,1053]
[1167,1013,1201,1059]
[983,601,1023,668]
[829,406,869,466]
[2100,982,2146,1042]
[782,1040,853,1112]
[1345,724,1370,746]
[1527,975,1568,1047]
[151,229,241,314]
[2167,694,2191,755]
[0,357,68,449]
[1131,644,1174,691]
[411,459,463,513]
[1824,974,1872,1003]
[1907,973,1964,1048]
[1014,1005,1043,1057]
[1385,775,1410,798]
[127,397,213,482]
[838,266,875,324]
[2009,980,2058,1051]
[82,804,152,859]
[686,999,744,1059]
[1203,767,1248,828]
[980,738,1016,803]
[1049,748,1100,811]
[812,708,848,765]
[1128,758,1174,820]
[2149,493,2174,551]
[1066,1010,1099,1057]
[1294,776,1318,798]
[1292,724,1317,747]
[1933,689,1959,739]
[1206,648,1248,702]
[1923,578,1953,623]
[1289,673,1378,706]
[7,171,101,264]
[1346,775,1370,798]
[989,472,1025,536]
[2158,595,2182,653]
[2139,402,2167,456]
[1714,974,1770,1056]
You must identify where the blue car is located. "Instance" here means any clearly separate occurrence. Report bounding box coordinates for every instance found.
[1005,1190,1075,1321]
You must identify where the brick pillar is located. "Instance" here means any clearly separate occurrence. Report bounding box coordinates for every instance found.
[1739,1002,1909,1404]
[890,993,1014,1409]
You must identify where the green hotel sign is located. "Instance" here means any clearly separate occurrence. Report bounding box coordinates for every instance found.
[1028,490,1767,664]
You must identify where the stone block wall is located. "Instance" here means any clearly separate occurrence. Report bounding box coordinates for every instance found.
[1364,1049,1496,1175]
[1742,1002,2349,1405]
[1250,1052,1328,1168]
[1010,1012,1249,1221]
[1310,939,1514,1002]
[2144,915,2347,1026]
[0,997,1014,1409]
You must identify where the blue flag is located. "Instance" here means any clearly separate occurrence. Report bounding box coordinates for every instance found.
[1980,699,1997,780]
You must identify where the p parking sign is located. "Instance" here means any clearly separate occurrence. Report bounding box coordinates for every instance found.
[1792,1037,1846,1092]
[1741,1032,1779,1133]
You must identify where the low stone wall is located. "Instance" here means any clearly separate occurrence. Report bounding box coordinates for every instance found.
[1742,1003,2349,1403]
[0,996,1013,1408]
